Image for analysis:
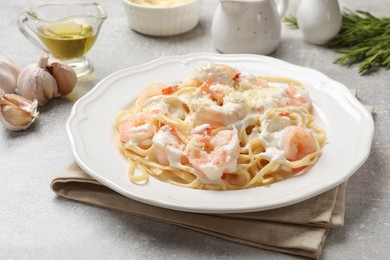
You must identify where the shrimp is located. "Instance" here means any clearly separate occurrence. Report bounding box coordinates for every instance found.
[136,83,164,108]
[280,126,317,161]
[182,62,240,88]
[136,83,179,108]
[118,111,162,149]
[193,101,246,126]
[152,125,187,166]
[285,83,312,111]
[237,73,270,88]
[200,82,231,105]
[186,125,240,183]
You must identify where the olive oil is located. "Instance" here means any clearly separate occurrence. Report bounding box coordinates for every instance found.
[37,21,96,60]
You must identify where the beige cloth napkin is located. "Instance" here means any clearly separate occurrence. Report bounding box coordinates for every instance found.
[51,90,373,259]
[51,163,345,259]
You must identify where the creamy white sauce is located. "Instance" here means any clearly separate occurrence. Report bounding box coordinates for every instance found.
[188,62,237,87]
[260,147,287,164]
[152,125,184,167]
[258,109,292,150]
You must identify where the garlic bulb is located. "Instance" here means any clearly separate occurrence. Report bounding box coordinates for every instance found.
[0,90,39,131]
[17,55,59,106]
[0,56,21,94]
[47,58,77,96]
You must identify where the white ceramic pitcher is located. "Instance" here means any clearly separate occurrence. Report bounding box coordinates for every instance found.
[211,0,289,55]
[297,0,342,45]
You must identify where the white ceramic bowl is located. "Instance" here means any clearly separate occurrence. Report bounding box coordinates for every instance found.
[122,0,202,36]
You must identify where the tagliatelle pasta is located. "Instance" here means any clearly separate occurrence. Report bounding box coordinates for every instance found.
[114,62,327,190]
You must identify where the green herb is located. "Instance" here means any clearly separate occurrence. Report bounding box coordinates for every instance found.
[283,10,390,74]
[283,16,298,29]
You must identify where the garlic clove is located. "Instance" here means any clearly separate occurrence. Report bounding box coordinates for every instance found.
[0,56,21,94]
[0,90,39,131]
[17,55,58,106]
[47,58,77,96]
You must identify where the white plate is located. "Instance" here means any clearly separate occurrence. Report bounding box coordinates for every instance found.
[66,53,374,213]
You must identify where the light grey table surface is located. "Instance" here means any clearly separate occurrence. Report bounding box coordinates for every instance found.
[1,0,389,259]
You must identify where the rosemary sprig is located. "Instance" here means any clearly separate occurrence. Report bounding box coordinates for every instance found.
[283,16,298,29]
[283,10,390,74]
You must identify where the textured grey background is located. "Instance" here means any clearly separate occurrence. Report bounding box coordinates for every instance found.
[1,0,389,259]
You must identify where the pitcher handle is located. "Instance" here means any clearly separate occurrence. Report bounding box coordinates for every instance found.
[276,0,289,18]
[17,14,50,54]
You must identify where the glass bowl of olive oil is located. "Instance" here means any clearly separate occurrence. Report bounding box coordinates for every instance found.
[18,3,107,77]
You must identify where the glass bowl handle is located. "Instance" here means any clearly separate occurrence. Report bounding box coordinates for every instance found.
[17,14,50,54]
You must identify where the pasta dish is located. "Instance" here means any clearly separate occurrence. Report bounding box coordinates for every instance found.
[114,62,327,190]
